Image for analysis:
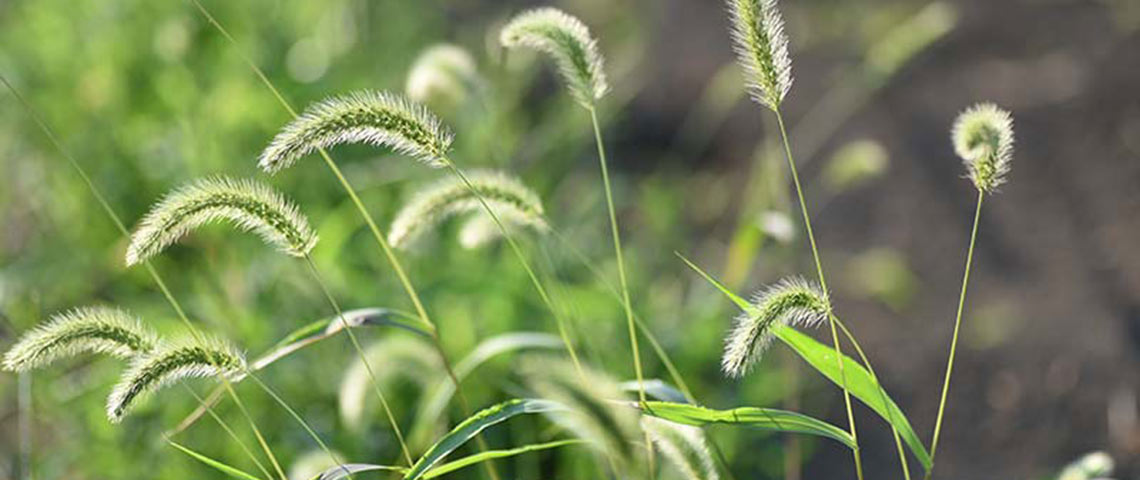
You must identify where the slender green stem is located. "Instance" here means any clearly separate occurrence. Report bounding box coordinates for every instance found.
[927,189,984,479]
[303,256,414,467]
[773,109,862,480]
[440,161,587,382]
[244,371,354,478]
[0,73,287,480]
[587,106,654,476]
[178,383,274,480]
[832,317,911,480]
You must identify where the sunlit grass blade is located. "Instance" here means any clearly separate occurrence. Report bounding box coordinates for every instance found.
[638,401,854,449]
[421,439,586,479]
[167,439,265,480]
[403,399,564,480]
[775,326,930,469]
[126,176,318,266]
[3,306,158,372]
[317,464,406,480]
[410,333,562,448]
[620,379,689,404]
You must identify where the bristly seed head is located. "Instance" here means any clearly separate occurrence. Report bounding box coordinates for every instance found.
[3,306,158,372]
[406,44,480,112]
[388,170,547,250]
[126,176,318,266]
[500,7,609,108]
[107,336,245,422]
[258,90,454,173]
[727,0,793,111]
[952,103,1015,193]
[722,277,829,377]
[641,416,720,480]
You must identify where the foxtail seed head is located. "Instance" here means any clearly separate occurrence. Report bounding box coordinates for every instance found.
[126,177,318,265]
[388,170,547,250]
[259,90,453,173]
[3,306,158,372]
[727,0,793,111]
[500,7,609,108]
[406,44,480,112]
[952,103,1014,193]
[107,336,245,422]
[722,277,829,377]
[641,416,720,480]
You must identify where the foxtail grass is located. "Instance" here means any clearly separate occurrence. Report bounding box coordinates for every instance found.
[3,307,157,372]
[927,103,1015,479]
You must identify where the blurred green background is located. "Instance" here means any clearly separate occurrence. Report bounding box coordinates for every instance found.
[2,0,1139,479]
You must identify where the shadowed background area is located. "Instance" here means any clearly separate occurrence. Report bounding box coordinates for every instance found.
[1,0,1137,479]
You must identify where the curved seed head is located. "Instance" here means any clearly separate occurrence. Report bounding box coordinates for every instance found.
[952,103,1014,193]
[641,416,720,480]
[126,176,318,266]
[722,277,829,377]
[406,44,480,112]
[107,336,245,422]
[3,306,158,372]
[388,170,547,250]
[259,90,453,173]
[727,0,793,111]
[500,7,609,108]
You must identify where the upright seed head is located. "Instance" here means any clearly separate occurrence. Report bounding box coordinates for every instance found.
[107,336,245,422]
[727,0,793,111]
[258,90,453,173]
[3,306,158,372]
[722,277,829,377]
[952,103,1015,193]
[388,170,547,250]
[126,176,318,265]
[500,7,609,108]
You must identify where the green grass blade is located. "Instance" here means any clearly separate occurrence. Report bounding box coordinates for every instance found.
[411,333,562,448]
[774,326,931,470]
[404,399,564,480]
[422,439,586,479]
[639,401,855,449]
[315,463,406,480]
[620,379,689,404]
[167,439,265,480]
[676,252,752,311]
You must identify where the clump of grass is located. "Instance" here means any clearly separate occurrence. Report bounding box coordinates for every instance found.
[389,170,547,250]
[952,103,1015,193]
[722,278,829,378]
[108,336,245,422]
[126,176,318,266]
[258,90,453,173]
[500,7,609,108]
[3,306,158,372]
[641,416,719,480]
[727,0,792,111]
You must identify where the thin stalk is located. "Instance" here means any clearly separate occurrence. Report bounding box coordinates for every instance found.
[302,255,414,467]
[439,161,586,381]
[244,372,354,478]
[0,73,287,480]
[832,317,912,480]
[179,383,274,480]
[588,106,654,476]
[773,109,862,480]
[183,4,500,479]
[926,189,984,479]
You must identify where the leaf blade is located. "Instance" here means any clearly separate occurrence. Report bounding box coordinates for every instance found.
[422,439,585,479]
[639,401,855,448]
[167,440,265,480]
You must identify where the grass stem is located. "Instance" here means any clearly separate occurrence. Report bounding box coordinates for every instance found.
[926,189,984,479]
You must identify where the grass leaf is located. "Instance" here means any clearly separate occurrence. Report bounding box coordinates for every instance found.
[421,439,585,479]
[167,439,265,480]
[403,399,563,480]
[316,463,406,480]
[639,401,854,449]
